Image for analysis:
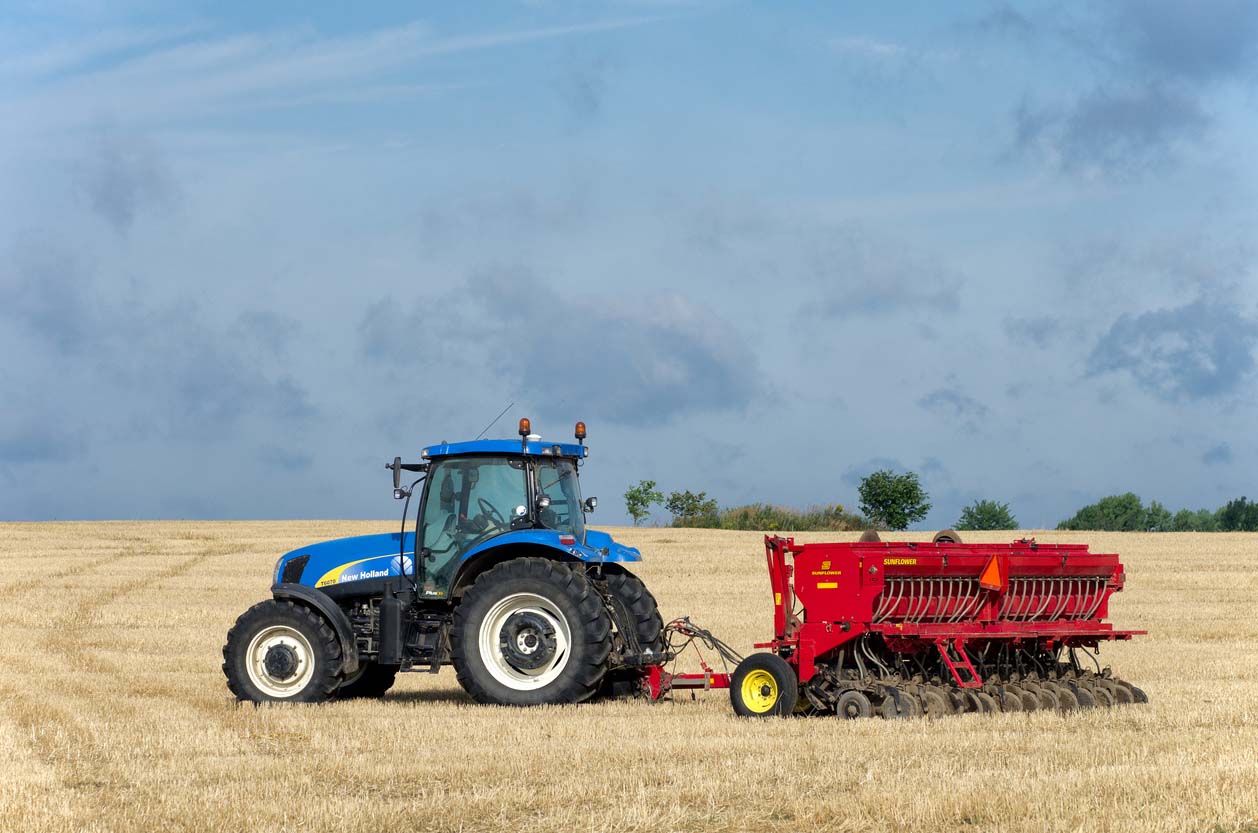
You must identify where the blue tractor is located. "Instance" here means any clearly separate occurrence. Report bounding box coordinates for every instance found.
[223,419,663,705]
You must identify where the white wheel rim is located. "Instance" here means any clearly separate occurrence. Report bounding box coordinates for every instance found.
[478,592,572,691]
[245,625,316,698]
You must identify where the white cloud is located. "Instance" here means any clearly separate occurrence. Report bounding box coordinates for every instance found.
[5,16,665,133]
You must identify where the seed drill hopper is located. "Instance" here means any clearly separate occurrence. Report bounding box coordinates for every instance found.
[649,534,1147,717]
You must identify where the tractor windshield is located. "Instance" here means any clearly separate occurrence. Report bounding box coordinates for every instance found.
[533,458,584,541]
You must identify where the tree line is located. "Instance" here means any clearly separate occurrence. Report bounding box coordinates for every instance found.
[625,472,1258,532]
[625,470,986,531]
[1056,493,1258,532]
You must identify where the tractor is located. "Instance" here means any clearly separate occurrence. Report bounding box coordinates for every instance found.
[222,419,663,705]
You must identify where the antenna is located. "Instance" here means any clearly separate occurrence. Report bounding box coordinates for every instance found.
[474,401,515,440]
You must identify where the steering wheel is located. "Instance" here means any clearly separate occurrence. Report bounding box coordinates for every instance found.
[477,497,507,531]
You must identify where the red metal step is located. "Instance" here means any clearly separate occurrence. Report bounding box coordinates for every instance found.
[935,639,982,688]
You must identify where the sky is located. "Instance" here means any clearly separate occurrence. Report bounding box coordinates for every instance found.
[2,1,1257,528]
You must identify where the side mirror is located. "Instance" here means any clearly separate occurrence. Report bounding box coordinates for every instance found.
[583,496,597,513]
[388,456,401,490]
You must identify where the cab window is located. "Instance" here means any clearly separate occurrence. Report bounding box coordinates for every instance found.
[419,456,527,588]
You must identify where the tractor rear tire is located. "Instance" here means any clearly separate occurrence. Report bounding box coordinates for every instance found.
[223,599,342,703]
[604,567,664,654]
[336,662,399,699]
[595,566,665,699]
[452,558,612,706]
[730,653,799,717]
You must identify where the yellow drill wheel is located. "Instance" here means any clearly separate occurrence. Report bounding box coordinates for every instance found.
[730,652,798,717]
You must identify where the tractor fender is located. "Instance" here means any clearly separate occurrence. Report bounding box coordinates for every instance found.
[450,529,641,596]
[270,582,360,674]
[451,541,580,597]
[457,529,642,567]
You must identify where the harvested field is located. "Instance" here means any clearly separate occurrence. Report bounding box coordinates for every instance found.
[0,522,1254,833]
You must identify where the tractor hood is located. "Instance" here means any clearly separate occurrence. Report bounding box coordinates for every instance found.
[273,532,416,588]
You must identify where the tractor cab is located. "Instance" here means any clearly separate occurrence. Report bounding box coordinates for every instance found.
[412,427,593,591]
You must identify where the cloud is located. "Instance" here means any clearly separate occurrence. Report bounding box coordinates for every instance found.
[555,52,617,122]
[1087,300,1258,400]
[0,24,203,78]
[142,310,317,429]
[359,298,425,364]
[917,387,990,428]
[1202,442,1233,466]
[970,4,1037,42]
[1111,0,1258,83]
[994,1,1258,177]
[476,270,758,425]
[1004,315,1063,348]
[0,421,86,466]
[360,269,759,425]
[229,310,302,356]
[841,457,907,488]
[829,35,907,62]
[1015,83,1209,176]
[826,34,955,94]
[7,17,665,134]
[2,239,317,439]
[0,242,99,355]
[78,126,175,233]
[803,226,962,318]
[259,446,314,472]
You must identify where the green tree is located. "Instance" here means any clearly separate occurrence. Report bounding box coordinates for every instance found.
[1145,500,1173,532]
[1056,493,1180,531]
[857,470,931,531]
[1057,493,1147,531]
[955,499,1018,531]
[1171,508,1219,532]
[623,479,664,526]
[1217,497,1258,531]
[666,490,719,527]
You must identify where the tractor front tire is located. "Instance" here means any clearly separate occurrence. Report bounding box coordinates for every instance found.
[452,558,612,706]
[336,662,399,699]
[223,599,342,703]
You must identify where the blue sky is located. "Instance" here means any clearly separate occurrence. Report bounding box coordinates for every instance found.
[2,1,1257,527]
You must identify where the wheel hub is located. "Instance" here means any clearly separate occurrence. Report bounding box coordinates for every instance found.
[498,611,557,671]
[740,669,780,713]
[263,644,299,680]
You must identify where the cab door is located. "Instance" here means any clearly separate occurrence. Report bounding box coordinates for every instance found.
[418,455,528,595]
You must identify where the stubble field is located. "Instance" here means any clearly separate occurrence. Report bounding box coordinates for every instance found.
[0,522,1255,833]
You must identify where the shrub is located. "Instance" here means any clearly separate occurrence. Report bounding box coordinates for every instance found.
[955,499,1018,531]
[715,503,868,532]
